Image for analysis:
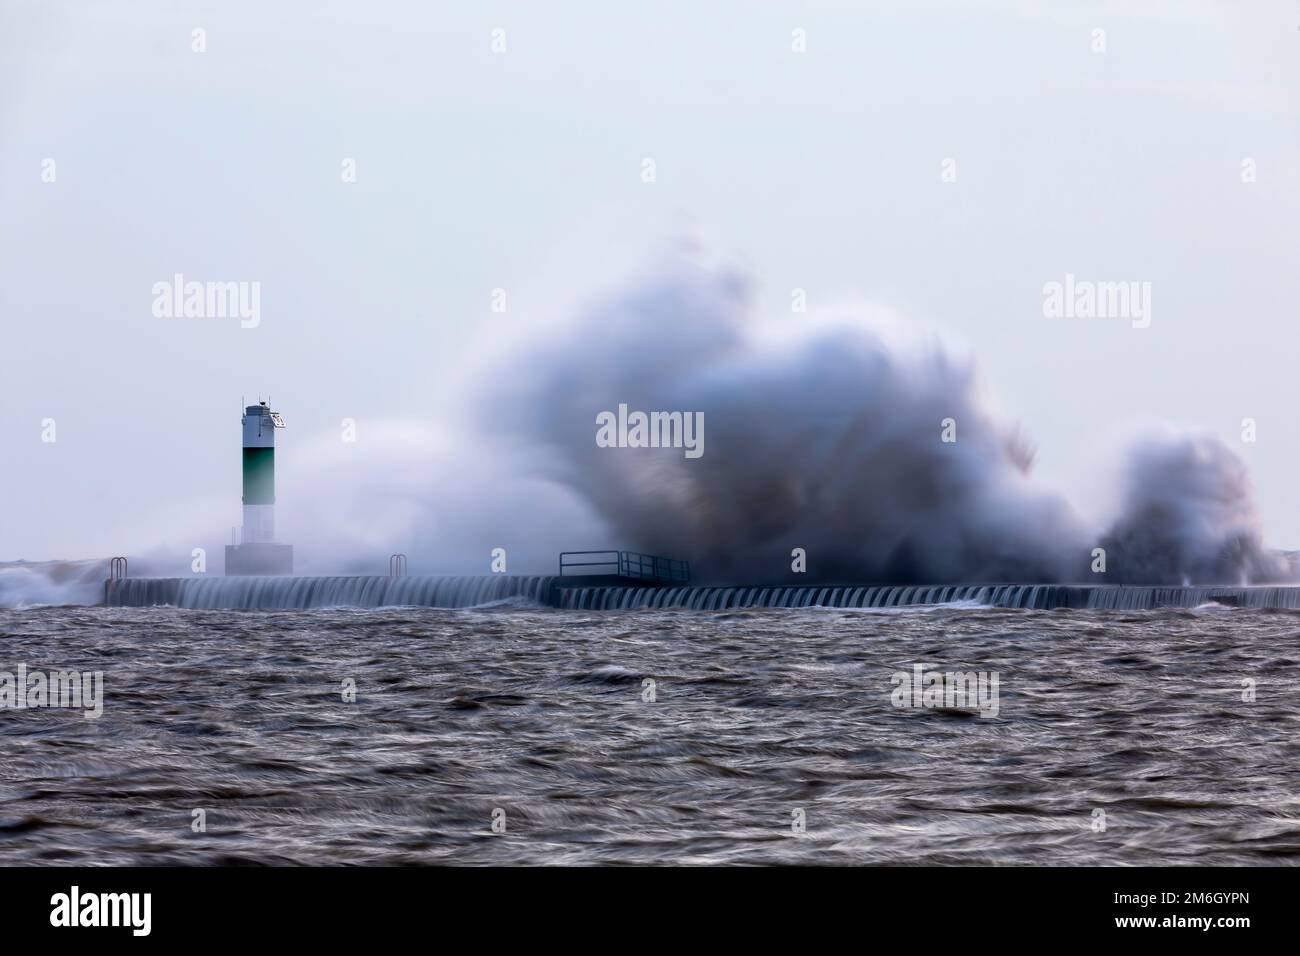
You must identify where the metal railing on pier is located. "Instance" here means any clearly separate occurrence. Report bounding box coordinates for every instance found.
[558,550,690,585]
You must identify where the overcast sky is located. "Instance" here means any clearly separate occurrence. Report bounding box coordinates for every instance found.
[2,0,1298,560]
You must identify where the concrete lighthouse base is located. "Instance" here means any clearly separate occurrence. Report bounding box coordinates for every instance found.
[225,543,294,576]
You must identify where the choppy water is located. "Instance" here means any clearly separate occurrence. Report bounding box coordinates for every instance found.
[1,604,1297,865]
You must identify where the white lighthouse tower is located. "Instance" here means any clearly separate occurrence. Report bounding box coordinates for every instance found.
[225,400,294,575]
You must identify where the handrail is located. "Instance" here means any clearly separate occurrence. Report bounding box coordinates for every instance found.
[559,550,690,584]
[558,550,621,575]
[389,554,407,577]
[105,556,129,605]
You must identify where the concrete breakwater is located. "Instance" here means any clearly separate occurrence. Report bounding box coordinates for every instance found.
[102,576,1300,611]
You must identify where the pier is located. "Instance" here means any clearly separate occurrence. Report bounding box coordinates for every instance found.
[102,574,1300,612]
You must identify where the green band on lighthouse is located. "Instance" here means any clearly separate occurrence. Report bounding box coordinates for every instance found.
[242,447,275,505]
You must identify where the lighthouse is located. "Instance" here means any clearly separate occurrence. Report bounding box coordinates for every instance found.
[224,401,294,575]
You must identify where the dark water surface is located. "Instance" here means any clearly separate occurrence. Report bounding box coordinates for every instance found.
[1,604,1297,865]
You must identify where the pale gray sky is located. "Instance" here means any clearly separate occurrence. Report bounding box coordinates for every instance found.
[2,0,1298,560]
